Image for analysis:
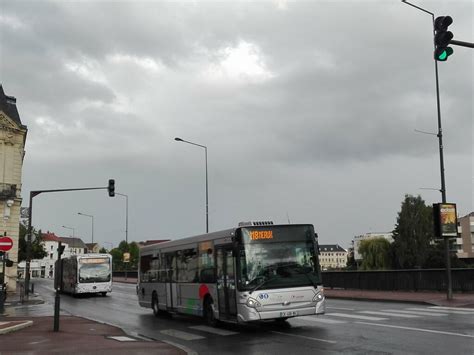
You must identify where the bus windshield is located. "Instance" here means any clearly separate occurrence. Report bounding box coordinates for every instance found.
[79,258,111,283]
[238,225,321,291]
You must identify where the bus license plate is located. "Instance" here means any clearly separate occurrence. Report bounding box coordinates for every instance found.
[280,311,297,317]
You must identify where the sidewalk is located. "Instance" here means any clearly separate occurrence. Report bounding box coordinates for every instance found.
[0,289,186,355]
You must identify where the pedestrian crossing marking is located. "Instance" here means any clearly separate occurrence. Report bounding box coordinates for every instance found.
[430,306,474,312]
[189,325,238,336]
[359,311,419,318]
[108,336,137,342]
[383,309,447,317]
[327,312,388,321]
[160,329,205,341]
[407,307,473,315]
[296,316,346,324]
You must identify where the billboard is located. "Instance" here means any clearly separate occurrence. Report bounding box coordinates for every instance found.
[433,203,458,237]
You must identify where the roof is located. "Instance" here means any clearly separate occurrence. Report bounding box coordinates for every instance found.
[41,232,62,242]
[85,243,99,249]
[0,84,24,127]
[319,244,347,252]
[59,237,87,248]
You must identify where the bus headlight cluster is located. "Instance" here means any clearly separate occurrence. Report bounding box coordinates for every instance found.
[246,297,261,308]
[313,293,324,302]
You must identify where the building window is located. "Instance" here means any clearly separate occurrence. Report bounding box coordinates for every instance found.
[50,253,53,259]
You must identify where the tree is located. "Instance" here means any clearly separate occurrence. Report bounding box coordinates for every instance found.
[18,222,47,261]
[358,238,391,270]
[99,247,107,254]
[392,195,434,269]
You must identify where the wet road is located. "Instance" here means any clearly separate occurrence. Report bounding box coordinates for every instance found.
[13,279,474,355]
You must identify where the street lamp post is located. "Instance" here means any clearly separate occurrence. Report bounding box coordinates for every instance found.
[174,137,209,233]
[78,212,94,245]
[402,0,452,300]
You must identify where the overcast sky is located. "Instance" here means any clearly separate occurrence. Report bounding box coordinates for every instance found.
[1,0,472,250]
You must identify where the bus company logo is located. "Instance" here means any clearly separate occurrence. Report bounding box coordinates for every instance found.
[250,231,273,240]
[258,293,269,300]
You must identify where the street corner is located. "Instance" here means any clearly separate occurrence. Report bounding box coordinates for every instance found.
[0,319,33,335]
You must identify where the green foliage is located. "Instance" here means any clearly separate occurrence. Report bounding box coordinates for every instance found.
[345,252,357,270]
[359,238,391,270]
[391,194,460,269]
[98,247,107,254]
[18,222,48,262]
[110,241,139,270]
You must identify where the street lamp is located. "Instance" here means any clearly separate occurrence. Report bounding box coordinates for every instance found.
[78,212,94,244]
[174,137,209,233]
[401,0,452,300]
[61,225,75,238]
[116,193,128,244]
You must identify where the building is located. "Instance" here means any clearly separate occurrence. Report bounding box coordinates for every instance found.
[457,212,474,260]
[353,232,393,261]
[85,243,100,253]
[0,85,27,292]
[319,244,348,270]
[18,232,87,279]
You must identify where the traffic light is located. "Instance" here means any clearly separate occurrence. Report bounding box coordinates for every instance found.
[434,16,454,61]
[108,179,115,197]
[57,242,65,256]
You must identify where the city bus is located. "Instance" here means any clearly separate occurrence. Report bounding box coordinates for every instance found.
[56,253,113,296]
[137,222,325,325]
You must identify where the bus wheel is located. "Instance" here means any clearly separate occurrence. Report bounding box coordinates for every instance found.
[203,297,218,327]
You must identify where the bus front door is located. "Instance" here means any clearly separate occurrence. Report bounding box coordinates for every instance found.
[216,246,237,319]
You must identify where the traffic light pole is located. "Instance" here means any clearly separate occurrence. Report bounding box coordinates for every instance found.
[24,184,114,301]
[402,0,452,299]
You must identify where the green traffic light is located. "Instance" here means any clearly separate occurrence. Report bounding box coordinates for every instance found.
[435,47,453,62]
[438,51,448,61]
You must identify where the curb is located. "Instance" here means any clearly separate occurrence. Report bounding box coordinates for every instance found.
[0,320,33,335]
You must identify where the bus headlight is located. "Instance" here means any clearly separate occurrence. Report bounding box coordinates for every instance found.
[313,293,324,302]
[246,297,261,308]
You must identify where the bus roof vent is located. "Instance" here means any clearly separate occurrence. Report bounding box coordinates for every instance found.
[238,221,274,227]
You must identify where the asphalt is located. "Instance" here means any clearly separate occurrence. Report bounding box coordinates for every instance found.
[1,278,473,354]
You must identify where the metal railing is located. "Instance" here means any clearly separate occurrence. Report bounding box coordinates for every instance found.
[321,268,474,292]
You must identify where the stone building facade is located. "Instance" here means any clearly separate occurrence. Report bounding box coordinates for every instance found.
[0,85,27,292]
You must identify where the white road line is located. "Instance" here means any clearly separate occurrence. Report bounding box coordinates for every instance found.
[407,307,473,315]
[271,330,337,344]
[296,316,346,324]
[355,321,474,339]
[189,325,238,336]
[160,329,205,341]
[327,313,388,321]
[326,306,355,311]
[359,311,419,318]
[430,306,474,312]
[383,309,447,317]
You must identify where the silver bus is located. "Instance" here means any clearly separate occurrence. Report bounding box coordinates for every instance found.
[57,253,112,296]
[138,222,325,325]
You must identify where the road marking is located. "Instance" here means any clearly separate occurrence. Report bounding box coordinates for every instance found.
[327,313,388,321]
[160,329,205,341]
[355,322,474,339]
[189,325,238,336]
[326,306,355,311]
[108,336,137,342]
[359,311,419,318]
[407,307,473,315]
[271,330,337,344]
[296,316,346,324]
[430,306,474,312]
[383,309,447,317]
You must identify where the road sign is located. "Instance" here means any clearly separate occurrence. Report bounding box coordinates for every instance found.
[0,236,13,252]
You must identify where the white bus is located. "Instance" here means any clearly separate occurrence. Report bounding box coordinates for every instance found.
[138,222,325,325]
[57,254,113,296]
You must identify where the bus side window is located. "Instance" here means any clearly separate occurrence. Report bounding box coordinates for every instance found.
[199,242,215,283]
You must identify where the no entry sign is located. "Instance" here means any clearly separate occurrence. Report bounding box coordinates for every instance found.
[0,236,13,252]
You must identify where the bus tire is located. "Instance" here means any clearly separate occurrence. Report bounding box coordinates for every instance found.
[203,297,218,327]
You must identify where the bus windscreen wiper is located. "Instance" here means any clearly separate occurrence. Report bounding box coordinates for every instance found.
[249,276,277,294]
